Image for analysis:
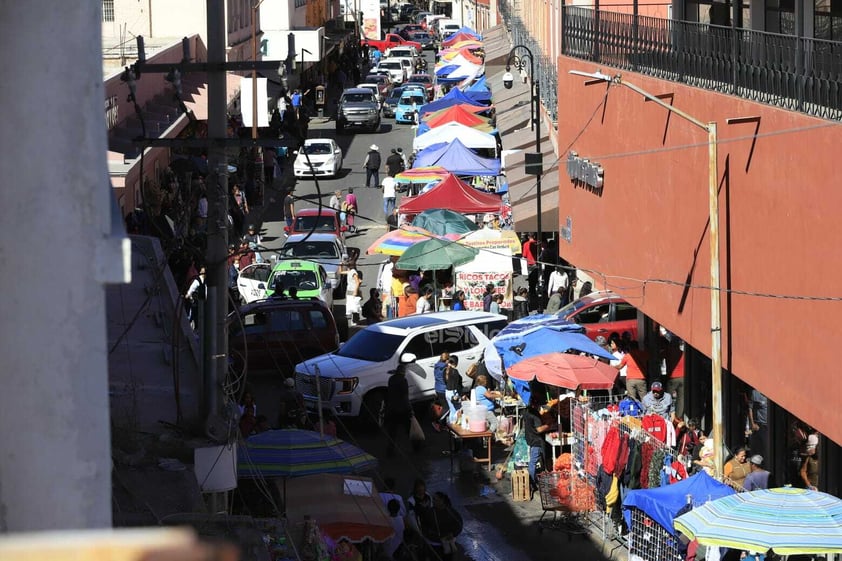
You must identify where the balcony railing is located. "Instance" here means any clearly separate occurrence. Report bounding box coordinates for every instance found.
[562,7,842,120]
[499,0,560,123]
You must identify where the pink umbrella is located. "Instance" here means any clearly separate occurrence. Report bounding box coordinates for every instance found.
[507,352,618,391]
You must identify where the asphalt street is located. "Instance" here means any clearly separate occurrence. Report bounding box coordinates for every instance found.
[243,51,615,561]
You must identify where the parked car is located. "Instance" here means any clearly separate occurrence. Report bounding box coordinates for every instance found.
[228,297,339,376]
[407,73,434,100]
[293,138,343,178]
[382,86,405,117]
[283,207,347,239]
[279,233,354,297]
[394,90,426,124]
[336,88,380,133]
[556,291,640,342]
[293,311,508,424]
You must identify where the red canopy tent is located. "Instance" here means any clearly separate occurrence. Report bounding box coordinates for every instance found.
[442,32,482,48]
[423,104,491,130]
[398,173,502,214]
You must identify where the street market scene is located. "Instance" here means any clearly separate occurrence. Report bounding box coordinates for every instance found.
[1,1,841,561]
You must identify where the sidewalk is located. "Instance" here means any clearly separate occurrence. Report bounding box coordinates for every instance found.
[483,24,560,235]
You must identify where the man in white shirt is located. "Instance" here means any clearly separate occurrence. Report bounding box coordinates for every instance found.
[547,266,569,303]
[382,174,397,219]
[379,259,394,318]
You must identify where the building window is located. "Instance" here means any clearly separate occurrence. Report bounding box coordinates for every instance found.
[765,0,795,34]
[684,0,750,28]
[103,0,114,22]
[815,0,842,41]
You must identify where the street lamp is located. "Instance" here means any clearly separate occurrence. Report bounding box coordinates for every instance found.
[251,0,267,205]
[504,45,544,305]
[569,68,725,475]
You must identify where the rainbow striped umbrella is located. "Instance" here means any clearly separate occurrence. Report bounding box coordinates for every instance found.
[237,429,377,478]
[674,487,842,555]
[366,226,438,256]
[366,226,461,256]
[394,166,450,184]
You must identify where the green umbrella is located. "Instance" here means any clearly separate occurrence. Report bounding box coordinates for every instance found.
[397,238,479,310]
[396,237,479,271]
[411,209,480,236]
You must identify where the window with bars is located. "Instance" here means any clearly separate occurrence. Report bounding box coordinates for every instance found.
[102,0,114,22]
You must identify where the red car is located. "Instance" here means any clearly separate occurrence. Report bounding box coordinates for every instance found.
[407,74,434,100]
[557,291,639,342]
[284,207,347,238]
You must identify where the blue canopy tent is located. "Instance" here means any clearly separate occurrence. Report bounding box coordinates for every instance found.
[622,471,736,535]
[449,26,482,40]
[463,76,493,103]
[419,88,488,116]
[412,139,501,175]
[435,64,461,78]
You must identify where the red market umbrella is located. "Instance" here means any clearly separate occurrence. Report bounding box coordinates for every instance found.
[506,352,618,391]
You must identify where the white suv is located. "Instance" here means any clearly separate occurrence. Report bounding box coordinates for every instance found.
[293,311,508,424]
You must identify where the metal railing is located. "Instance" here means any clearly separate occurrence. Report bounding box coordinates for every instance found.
[499,0,560,123]
[562,6,842,120]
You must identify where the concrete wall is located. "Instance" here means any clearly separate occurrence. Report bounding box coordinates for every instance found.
[556,56,842,445]
[0,2,121,530]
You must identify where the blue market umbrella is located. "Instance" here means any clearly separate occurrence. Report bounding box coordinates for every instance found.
[237,429,377,479]
[484,316,615,381]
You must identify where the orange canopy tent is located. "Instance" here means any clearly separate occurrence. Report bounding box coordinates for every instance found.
[442,32,482,48]
[423,103,491,119]
[422,104,492,130]
[399,173,502,215]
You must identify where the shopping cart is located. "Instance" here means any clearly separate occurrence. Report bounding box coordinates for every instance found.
[536,471,590,538]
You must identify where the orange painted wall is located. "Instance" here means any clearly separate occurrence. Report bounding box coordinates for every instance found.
[556,56,842,445]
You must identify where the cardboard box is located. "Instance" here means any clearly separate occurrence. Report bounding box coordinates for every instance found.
[511,469,530,502]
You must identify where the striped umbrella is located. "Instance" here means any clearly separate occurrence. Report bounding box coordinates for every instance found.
[237,429,377,478]
[394,166,450,184]
[674,487,842,555]
[365,225,441,256]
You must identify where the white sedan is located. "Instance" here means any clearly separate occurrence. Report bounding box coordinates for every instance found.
[293,138,343,178]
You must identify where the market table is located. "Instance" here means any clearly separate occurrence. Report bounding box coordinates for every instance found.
[447,423,493,476]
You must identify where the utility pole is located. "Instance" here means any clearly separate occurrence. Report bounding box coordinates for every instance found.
[204,0,228,441]
[570,69,726,475]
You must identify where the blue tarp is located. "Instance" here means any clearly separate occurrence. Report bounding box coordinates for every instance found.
[463,76,492,103]
[435,64,461,78]
[447,27,482,40]
[622,471,736,535]
[493,325,617,368]
[412,138,501,176]
[419,89,488,116]
[466,75,490,92]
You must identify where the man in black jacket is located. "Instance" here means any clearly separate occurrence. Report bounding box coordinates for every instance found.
[385,357,414,456]
[386,147,405,177]
[363,144,381,187]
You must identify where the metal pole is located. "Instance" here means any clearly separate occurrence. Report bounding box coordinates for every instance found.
[707,122,724,476]
[252,5,259,141]
[533,58,543,307]
[569,69,725,476]
[204,0,228,431]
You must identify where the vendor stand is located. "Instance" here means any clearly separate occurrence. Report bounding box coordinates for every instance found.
[281,473,394,561]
